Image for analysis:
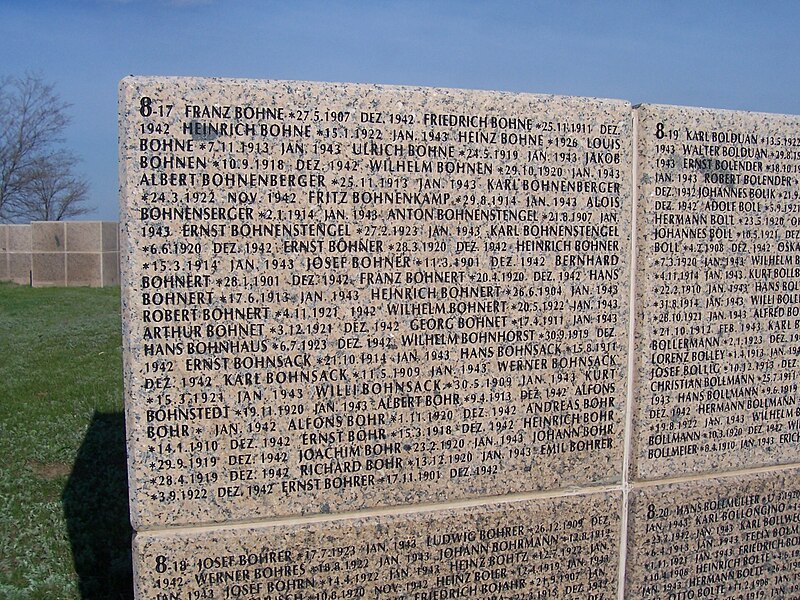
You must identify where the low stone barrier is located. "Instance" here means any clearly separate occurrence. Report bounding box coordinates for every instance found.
[0,221,119,287]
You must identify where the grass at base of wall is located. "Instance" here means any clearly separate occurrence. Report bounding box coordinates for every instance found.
[0,283,131,599]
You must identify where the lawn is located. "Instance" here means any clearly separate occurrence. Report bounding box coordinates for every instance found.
[0,283,132,599]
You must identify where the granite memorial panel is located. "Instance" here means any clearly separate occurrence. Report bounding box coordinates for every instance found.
[633,104,800,480]
[133,491,622,600]
[121,76,800,600]
[626,469,800,599]
[120,77,632,528]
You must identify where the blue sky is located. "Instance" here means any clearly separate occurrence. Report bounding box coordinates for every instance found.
[2,0,799,221]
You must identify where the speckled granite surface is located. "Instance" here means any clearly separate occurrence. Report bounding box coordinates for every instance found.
[626,468,800,598]
[119,77,800,600]
[120,77,632,528]
[633,104,800,480]
[133,490,622,600]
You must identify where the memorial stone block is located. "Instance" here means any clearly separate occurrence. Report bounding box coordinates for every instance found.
[633,104,800,479]
[120,77,632,528]
[121,76,800,599]
[626,469,800,598]
[133,491,622,600]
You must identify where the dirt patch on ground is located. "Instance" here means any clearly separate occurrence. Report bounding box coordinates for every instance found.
[28,461,72,479]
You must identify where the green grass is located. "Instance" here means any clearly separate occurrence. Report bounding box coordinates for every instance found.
[0,283,132,599]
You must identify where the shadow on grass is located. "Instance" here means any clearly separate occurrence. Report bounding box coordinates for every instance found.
[63,411,134,599]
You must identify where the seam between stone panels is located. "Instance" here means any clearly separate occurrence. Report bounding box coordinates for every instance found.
[628,462,800,489]
[133,483,625,534]
[618,106,639,600]
[62,223,68,285]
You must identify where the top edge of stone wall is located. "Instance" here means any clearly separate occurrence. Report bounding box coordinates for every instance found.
[30,220,118,225]
[635,102,800,120]
[120,75,632,107]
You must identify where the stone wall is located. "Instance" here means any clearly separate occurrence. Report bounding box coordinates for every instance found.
[0,221,119,287]
[120,77,800,599]
[0,223,33,285]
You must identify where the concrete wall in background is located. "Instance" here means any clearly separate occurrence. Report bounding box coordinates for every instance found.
[0,221,119,287]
